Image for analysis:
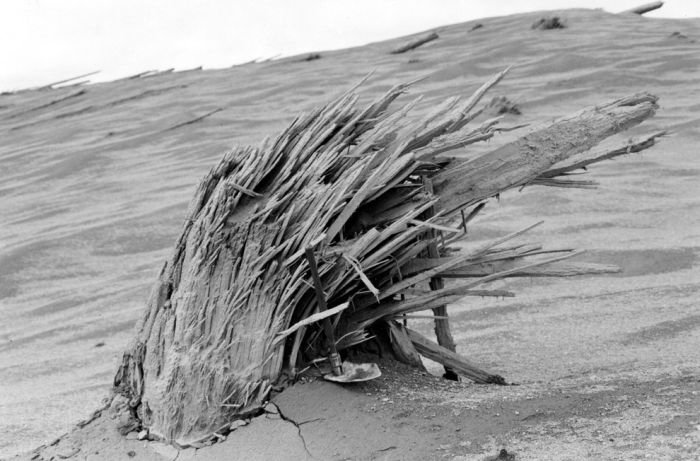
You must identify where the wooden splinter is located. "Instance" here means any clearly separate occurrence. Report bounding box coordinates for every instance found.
[422,177,459,381]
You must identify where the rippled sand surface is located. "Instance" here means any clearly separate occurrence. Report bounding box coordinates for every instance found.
[1,8,699,458]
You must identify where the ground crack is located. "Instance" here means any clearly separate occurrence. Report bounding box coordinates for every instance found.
[271,403,315,459]
[298,417,324,426]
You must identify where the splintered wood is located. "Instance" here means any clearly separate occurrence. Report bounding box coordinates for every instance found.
[114,69,660,445]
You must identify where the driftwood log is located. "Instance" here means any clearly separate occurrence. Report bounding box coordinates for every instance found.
[37,70,100,90]
[391,32,439,54]
[622,2,664,15]
[114,69,661,446]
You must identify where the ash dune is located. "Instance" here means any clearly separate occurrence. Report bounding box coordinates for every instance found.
[1,8,699,460]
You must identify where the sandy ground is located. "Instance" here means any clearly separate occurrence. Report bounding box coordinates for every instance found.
[2,7,700,461]
[15,358,700,460]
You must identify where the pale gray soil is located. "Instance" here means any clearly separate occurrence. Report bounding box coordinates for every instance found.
[2,8,700,461]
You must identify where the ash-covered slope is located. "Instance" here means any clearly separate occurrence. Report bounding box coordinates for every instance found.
[1,8,699,459]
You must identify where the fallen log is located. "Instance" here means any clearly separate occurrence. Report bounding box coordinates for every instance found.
[622,1,664,15]
[163,108,223,131]
[407,328,505,384]
[37,70,100,90]
[391,32,439,54]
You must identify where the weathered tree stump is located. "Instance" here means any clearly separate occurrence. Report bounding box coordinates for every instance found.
[114,70,661,446]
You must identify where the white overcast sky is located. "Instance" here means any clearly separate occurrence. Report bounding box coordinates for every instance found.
[0,0,697,91]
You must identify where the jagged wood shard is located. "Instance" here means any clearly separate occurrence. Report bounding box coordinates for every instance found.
[114,71,660,446]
